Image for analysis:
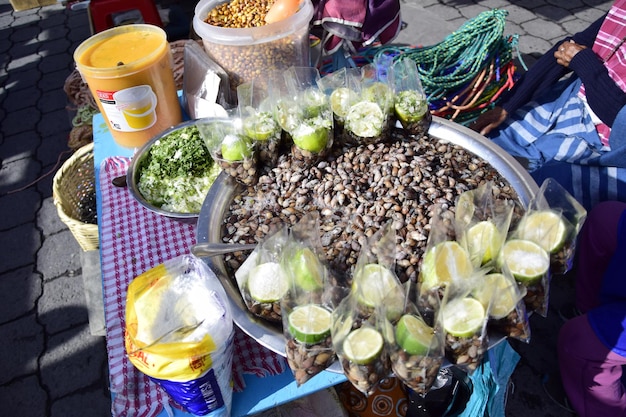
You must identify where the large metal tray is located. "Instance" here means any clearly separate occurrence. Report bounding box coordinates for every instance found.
[195,116,539,362]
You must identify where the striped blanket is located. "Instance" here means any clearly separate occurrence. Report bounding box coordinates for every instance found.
[489,76,626,211]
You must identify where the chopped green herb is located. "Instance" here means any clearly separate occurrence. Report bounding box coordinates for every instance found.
[137,125,221,213]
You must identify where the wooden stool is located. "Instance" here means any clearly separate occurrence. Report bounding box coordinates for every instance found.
[89,0,163,33]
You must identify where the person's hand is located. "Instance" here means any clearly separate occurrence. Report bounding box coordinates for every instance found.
[470,107,508,136]
[554,40,586,68]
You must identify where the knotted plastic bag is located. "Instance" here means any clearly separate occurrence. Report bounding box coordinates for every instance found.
[125,254,234,416]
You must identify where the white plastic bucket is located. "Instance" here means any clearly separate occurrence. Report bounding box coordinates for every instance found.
[193,0,314,93]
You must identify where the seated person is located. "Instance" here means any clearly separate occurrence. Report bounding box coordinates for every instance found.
[556,200,626,416]
[471,0,626,210]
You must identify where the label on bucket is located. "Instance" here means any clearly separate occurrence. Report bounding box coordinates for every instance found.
[97,85,158,132]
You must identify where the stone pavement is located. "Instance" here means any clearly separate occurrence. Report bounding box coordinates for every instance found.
[0,0,614,416]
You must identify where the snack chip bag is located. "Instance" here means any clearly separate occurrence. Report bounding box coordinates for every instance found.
[125,255,234,416]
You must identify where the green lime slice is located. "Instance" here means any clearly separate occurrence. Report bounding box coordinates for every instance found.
[472,273,518,319]
[395,314,434,355]
[420,241,473,291]
[353,263,401,307]
[242,112,280,141]
[220,133,253,162]
[247,262,289,302]
[345,101,385,138]
[287,304,332,344]
[394,90,428,123]
[499,239,550,284]
[442,297,486,338]
[288,248,324,291]
[292,123,330,153]
[342,327,384,364]
[330,87,358,120]
[464,221,502,265]
[517,210,568,254]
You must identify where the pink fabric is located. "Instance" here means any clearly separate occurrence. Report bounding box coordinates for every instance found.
[312,0,401,54]
[559,200,626,416]
[558,315,626,417]
[574,200,625,312]
[579,0,626,145]
[99,156,286,417]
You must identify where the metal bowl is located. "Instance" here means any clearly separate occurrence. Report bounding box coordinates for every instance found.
[196,116,539,358]
[127,120,208,223]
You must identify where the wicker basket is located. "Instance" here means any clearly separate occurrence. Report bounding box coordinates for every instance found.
[53,142,99,251]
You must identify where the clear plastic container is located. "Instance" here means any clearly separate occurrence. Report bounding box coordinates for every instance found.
[192,0,314,95]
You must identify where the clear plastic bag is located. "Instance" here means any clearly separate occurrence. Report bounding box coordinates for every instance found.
[381,280,445,396]
[331,223,400,395]
[518,178,587,275]
[390,58,431,137]
[280,212,338,385]
[125,254,234,416]
[196,116,259,186]
[237,80,282,167]
[234,225,289,322]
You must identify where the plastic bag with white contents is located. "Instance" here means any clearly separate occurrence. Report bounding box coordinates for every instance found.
[516,178,587,275]
[125,254,234,417]
[234,225,289,322]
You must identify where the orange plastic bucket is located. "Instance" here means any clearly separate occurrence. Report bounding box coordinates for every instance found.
[74,24,182,148]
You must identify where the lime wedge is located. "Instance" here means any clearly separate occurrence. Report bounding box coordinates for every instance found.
[464,221,502,265]
[353,263,401,307]
[517,210,568,254]
[395,314,434,356]
[242,112,280,141]
[394,90,428,123]
[330,87,358,120]
[472,273,518,319]
[420,241,473,291]
[287,248,324,291]
[287,304,332,344]
[442,297,486,338]
[247,262,289,302]
[292,122,329,153]
[345,101,385,138]
[343,327,384,364]
[500,239,550,284]
[221,133,253,162]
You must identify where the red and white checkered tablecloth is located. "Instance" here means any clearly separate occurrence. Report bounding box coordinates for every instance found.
[99,156,287,417]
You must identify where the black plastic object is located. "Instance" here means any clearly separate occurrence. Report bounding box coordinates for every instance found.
[405,367,473,417]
